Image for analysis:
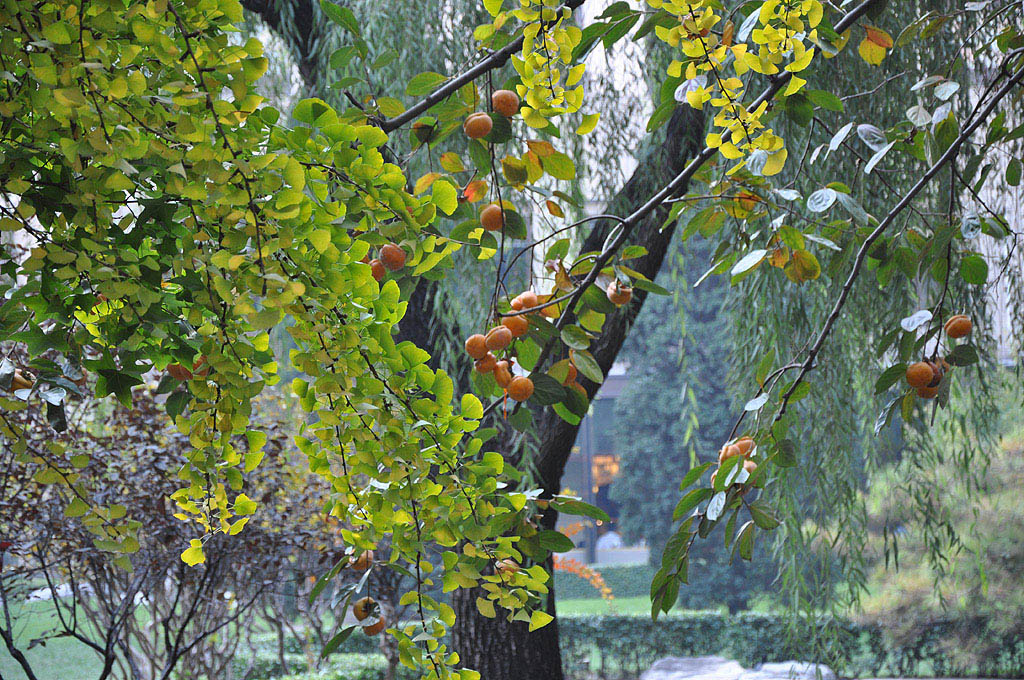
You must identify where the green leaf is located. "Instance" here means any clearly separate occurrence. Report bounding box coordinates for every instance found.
[551,497,610,523]
[528,373,567,406]
[673,487,712,520]
[320,1,361,35]
[432,180,458,216]
[748,503,781,530]
[406,72,446,96]
[536,530,574,553]
[959,254,988,285]
[874,363,907,394]
[570,349,603,383]
[774,439,797,467]
[947,343,979,366]
[321,627,356,657]
[541,152,576,180]
[461,393,483,419]
[679,461,714,491]
[560,325,590,350]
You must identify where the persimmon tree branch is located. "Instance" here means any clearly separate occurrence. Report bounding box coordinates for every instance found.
[772,60,1024,420]
[379,0,587,132]
[525,0,880,374]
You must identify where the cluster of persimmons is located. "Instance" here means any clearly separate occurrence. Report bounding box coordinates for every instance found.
[904,314,972,398]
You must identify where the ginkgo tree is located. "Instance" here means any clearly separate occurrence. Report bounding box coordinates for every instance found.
[1,0,1022,678]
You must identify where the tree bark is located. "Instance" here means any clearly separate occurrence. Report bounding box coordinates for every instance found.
[450,106,704,679]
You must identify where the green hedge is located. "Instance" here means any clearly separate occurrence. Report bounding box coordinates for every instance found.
[558,613,1024,679]
[554,563,657,600]
[239,612,1024,680]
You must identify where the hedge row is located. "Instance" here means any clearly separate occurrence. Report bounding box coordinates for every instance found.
[559,613,1024,679]
[239,612,1024,680]
[553,563,657,600]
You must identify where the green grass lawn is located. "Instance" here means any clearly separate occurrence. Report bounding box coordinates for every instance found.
[0,600,102,680]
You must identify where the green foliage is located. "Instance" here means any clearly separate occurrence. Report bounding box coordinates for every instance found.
[557,613,1024,679]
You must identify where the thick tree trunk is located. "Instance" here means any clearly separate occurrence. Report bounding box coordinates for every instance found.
[451,107,703,679]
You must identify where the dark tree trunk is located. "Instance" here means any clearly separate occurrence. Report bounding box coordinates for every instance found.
[451,106,703,679]
[241,5,703,675]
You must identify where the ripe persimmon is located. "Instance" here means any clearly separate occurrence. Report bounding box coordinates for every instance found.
[925,360,943,387]
[380,243,406,271]
[606,280,632,306]
[485,325,513,351]
[9,370,33,391]
[734,437,755,457]
[917,385,938,399]
[353,597,375,621]
[507,376,534,402]
[363,618,387,636]
[502,314,529,337]
[518,290,538,309]
[511,297,525,311]
[710,470,718,487]
[718,444,741,465]
[743,459,757,474]
[475,352,497,373]
[465,334,488,359]
[370,259,386,282]
[905,361,934,389]
[944,314,971,339]
[563,363,578,386]
[492,89,520,117]
[493,360,512,388]
[349,551,374,571]
[463,112,493,139]
[480,204,505,231]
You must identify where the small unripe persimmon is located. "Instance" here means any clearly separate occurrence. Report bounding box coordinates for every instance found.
[492,89,520,117]
[370,259,386,282]
[363,618,387,636]
[493,360,513,388]
[465,334,488,359]
[502,314,529,338]
[353,597,375,621]
[606,280,632,306]
[475,352,497,373]
[507,376,534,402]
[380,243,406,271]
[944,314,972,339]
[485,325,513,352]
[463,112,493,139]
[480,204,505,232]
[905,361,934,389]
[917,385,938,399]
[349,551,373,571]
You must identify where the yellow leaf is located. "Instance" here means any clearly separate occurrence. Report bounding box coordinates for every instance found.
[181,540,205,566]
[476,597,496,618]
[575,112,599,135]
[529,609,553,631]
[761,148,788,176]
[414,172,441,195]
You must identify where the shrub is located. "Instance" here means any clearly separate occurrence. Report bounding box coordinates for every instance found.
[557,613,1024,679]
